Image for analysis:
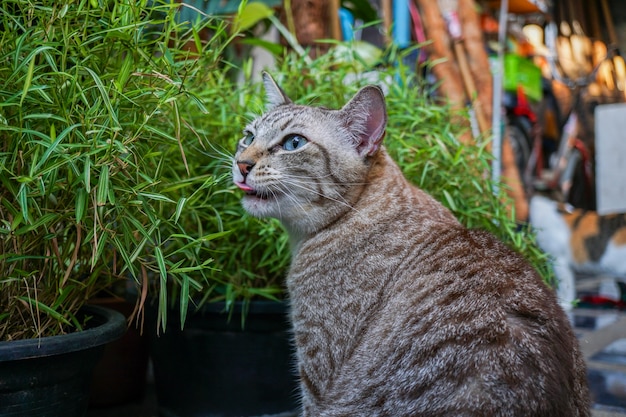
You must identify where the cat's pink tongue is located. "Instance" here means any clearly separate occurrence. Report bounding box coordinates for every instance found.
[235,181,254,192]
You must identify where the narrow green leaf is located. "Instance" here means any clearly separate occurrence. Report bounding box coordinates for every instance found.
[19,50,36,106]
[169,231,231,256]
[84,67,120,128]
[158,286,167,334]
[112,235,137,279]
[127,222,159,265]
[17,297,71,326]
[186,275,205,291]
[155,246,167,279]
[1,254,49,262]
[180,274,190,329]
[157,276,167,331]
[143,125,176,141]
[442,189,457,211]
[84,157,91,193]
[107,187,116,205]
[116,53,134,91]
[17,184,29,224]
[174,197,186,223]
[93,233,109,270]
[14,176,33,184]
[75,188,87,223]
[8,212,22,231]
[186,93,209,114]
[225,284,234,312]
[14,213,57,235]
[96,165,109,206]
[138,192,175,204]
[33,123,81,172]
[169,264,213,274]
[52,285,76,309]
[156,246,168,334]
[239,37,284,57]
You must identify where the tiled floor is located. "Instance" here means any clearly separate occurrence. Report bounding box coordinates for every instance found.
[574,273,626,416]
[88,272,626,417]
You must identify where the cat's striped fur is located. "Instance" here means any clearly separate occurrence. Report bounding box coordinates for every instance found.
[233,73,590,416]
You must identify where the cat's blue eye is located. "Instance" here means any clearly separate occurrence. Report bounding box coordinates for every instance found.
[242,131,255,146]
[283,134,307,151]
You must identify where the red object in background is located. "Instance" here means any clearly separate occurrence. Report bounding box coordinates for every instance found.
[481,13,499,34]
[579,282,626,310]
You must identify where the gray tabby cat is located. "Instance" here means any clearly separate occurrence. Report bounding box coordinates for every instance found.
[232,73,590,417]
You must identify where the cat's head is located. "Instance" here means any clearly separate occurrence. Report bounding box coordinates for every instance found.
[232,72,387,236]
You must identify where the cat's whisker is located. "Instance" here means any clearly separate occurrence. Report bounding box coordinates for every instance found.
[278,177,359,214]
[218,162,235,172]
[273,181,312,215]
[279,172,335,180]
[268,187,284,219]
[280,171,368,186]
[197,140,235,162]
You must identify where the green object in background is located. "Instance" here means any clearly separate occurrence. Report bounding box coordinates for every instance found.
[177,0,281,21]
[504,53,543,102]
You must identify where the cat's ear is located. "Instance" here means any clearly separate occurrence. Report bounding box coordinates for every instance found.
[341,86,387,157]
[262,72,292,110]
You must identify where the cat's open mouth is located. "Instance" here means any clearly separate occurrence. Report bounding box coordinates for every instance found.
[241,186,273,200]
[235,181,270,200]
[245,190,270,200]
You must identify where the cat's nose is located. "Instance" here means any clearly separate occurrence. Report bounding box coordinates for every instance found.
[237,160,255,177]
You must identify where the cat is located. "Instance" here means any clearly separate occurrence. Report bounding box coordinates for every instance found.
[530,194,626,309]
[232,72,590,416]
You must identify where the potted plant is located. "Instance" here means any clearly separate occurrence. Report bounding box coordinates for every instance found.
[143,56,299,417]
[0,1,235,415]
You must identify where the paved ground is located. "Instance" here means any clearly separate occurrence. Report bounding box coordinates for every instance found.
[88,272,626,417]
[576,273,626,416]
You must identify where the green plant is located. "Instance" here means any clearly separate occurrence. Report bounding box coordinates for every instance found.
[201,41,552,306]
[177,71,292,314]
[0,0,550,340]
[0,0,241,339]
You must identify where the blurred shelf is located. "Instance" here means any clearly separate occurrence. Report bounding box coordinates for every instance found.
[487,0,549,14]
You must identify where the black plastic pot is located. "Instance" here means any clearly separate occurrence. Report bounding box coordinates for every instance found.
[147,300,299,417]
[0,305,126,417]
[89,297,149,408]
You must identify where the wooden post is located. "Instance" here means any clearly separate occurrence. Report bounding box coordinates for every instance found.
[287,0,331,57]
[413,0,466,113]
[416,0,529,221]
[381,0,393,45]
[458,0,528,221]
[458,0,493,125]
[329,0,342,41]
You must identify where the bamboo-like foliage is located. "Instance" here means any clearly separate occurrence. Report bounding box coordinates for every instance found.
[198,42,552,316]
[260,46,552,285]
[0,0,238,339]
[0,1,552,339]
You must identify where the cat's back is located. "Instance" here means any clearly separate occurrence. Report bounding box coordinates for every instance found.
[289,154,589,417]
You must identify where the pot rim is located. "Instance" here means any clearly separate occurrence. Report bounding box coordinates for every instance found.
[0,305,126,362]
